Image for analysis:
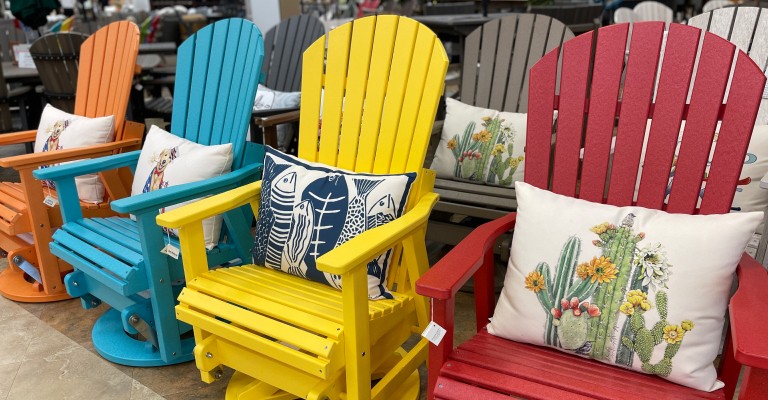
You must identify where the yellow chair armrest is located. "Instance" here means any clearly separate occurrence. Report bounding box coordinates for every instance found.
[0,130,37,146]
[0,139,142,169]
[317,192,439,276]
[157,180,263,229]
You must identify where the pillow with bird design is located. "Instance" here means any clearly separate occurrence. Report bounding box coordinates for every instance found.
[252,146,416,299]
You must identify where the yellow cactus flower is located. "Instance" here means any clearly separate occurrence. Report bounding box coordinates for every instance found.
[491,144,505,156]
[663,325,685,344]
[476,130,492,142]
[586,256,617,284]
[620,302,635,315]
[447,138,458,150]
[590,222,611,234]
[627,290,647,299]
[509,158,520,168]
[681,320,694,331]
[481,115,493,122]
[576,262,590,280]
[518,155,525,161]
[640,300,652,311]
[525,271,546,293]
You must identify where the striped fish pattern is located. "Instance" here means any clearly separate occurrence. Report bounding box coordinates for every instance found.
[282,200,315,278]
[253,155,289,265]
[265,170,297,267]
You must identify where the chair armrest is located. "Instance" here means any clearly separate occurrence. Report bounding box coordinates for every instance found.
[416,211,517,300]
[157,180,263,229]
[0,139,142,170]
[33,150,142,181]
[316,192,440,276]
[730,253,768,369]
[0,130,37,145]
[254,110,302,128]
[112,163,263,215]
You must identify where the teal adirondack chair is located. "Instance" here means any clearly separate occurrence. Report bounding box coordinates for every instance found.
[33,18,265,367]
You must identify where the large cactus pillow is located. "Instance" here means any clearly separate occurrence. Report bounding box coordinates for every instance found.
[430,98,527,187]
[252,147,416,300]
[34,104,116,203]
[489,181,762,392]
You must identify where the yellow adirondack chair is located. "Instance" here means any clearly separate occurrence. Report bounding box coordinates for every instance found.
[156,15,448,400]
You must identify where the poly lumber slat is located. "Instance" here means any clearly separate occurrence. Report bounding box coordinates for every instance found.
[461,26,481,106]
[274,16,299,91]
[198,21,229,146]
[433,376,533,400]
[317,21,352,167]
[635,24,699,209]
[54,229,136,281]
[550,31,593,197]
[475,17,499,110]
[579,24,628,203]
[67,220,143,265]
[83,218,143,253]
[487,18,515,112]
[297,34,325,163]
[666,32,733,214]
[518,14,549,113]
[337,17,376,171]
[607,22,665,206]
[505,14,533,113]
[525,49,559,189]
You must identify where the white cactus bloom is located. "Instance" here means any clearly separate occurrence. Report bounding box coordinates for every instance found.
[634,242,672,289]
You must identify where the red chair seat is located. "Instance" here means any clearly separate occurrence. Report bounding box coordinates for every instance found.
[434,329,725,400]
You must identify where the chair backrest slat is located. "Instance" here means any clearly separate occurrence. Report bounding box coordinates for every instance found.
[74,21,139,138]
[580,24,629,204]
[171,19,264,169]
[607,23,665,206]
[461,14,574,114]
[262,14,325,92]
[30,33,87,113]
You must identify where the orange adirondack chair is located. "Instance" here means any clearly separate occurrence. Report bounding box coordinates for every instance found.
[417,22,768,399]
[0,21,144,303]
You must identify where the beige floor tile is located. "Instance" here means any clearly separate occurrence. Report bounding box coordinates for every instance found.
[130,380,165,400]
[0,313,50,366]
[0,362,20,399]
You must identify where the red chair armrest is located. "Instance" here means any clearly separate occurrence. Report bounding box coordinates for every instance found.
[730,253,768,369]
[416,212,517,300]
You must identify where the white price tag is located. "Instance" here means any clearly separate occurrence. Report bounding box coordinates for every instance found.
[161,244,180,259]
[421,321,447,346]
[43,195,58,207]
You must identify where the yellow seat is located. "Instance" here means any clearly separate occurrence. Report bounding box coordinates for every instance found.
[157,15,448,400]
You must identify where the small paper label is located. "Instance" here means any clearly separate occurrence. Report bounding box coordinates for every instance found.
[421,321,447,346]
[161,244,180,259]
[43,195,58,207]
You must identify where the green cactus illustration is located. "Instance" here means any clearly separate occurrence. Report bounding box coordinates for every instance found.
[473,116,503,180]
[556,307,591,350]
[528,236,601,347]
[588,214,644,360]
[619,291,693,377]
[486,125,524,186]
[615,265,649,366]
[449,121,482,178]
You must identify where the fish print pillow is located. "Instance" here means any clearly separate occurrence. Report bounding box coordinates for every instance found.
[252,147,416,299]
[489,182,762,392]
[430,97,527,187]
[34,104,116,203]
[130,125,233,249]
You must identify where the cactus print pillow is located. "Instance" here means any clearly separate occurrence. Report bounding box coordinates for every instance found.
[252,147,416,300]
[430,98,526,187]
[34,104,116,203]
[130,125,234,249]
[489,181,762,391]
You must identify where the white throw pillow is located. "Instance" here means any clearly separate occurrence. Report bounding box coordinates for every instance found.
[130,125,233,249]
[430,98,526,187]
[489,181,762,392]
[34,104,116,203]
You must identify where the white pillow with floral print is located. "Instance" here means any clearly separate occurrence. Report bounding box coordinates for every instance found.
[430,98,526,187]
[489,181,762,392]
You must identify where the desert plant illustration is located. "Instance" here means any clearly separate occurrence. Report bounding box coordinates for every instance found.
[587,214,645,360]
[619,290,693,377]
[525,236,613,348]
[447,115,523,184]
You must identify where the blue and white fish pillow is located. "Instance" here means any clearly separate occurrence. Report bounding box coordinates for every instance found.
[253,147,417,299]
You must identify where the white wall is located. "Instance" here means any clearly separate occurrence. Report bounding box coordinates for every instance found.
[247,0,281,33]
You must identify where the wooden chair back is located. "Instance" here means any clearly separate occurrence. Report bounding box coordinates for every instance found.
[702,0,733,13]
[0,20,26,63]
[261,14,325,92]
[614,7,642,23]
[170,18,264,170]
[461,14,575,113]
[30,32,88,113]
[634,0,674,22]
[688,6,768,125]
[526,22,762,213]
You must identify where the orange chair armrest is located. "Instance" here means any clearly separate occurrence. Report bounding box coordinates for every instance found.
[730,253,768,369]
[254,110,301,128]
[416,212,517,300]
[0,139,142,169]
[0,130,37,145]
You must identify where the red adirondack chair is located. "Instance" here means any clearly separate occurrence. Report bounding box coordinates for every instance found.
[416,22,768,399]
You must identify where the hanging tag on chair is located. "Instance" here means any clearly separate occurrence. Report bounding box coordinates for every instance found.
[161,244,180,259]
[43,195,58,207]
[422,321,447,346]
